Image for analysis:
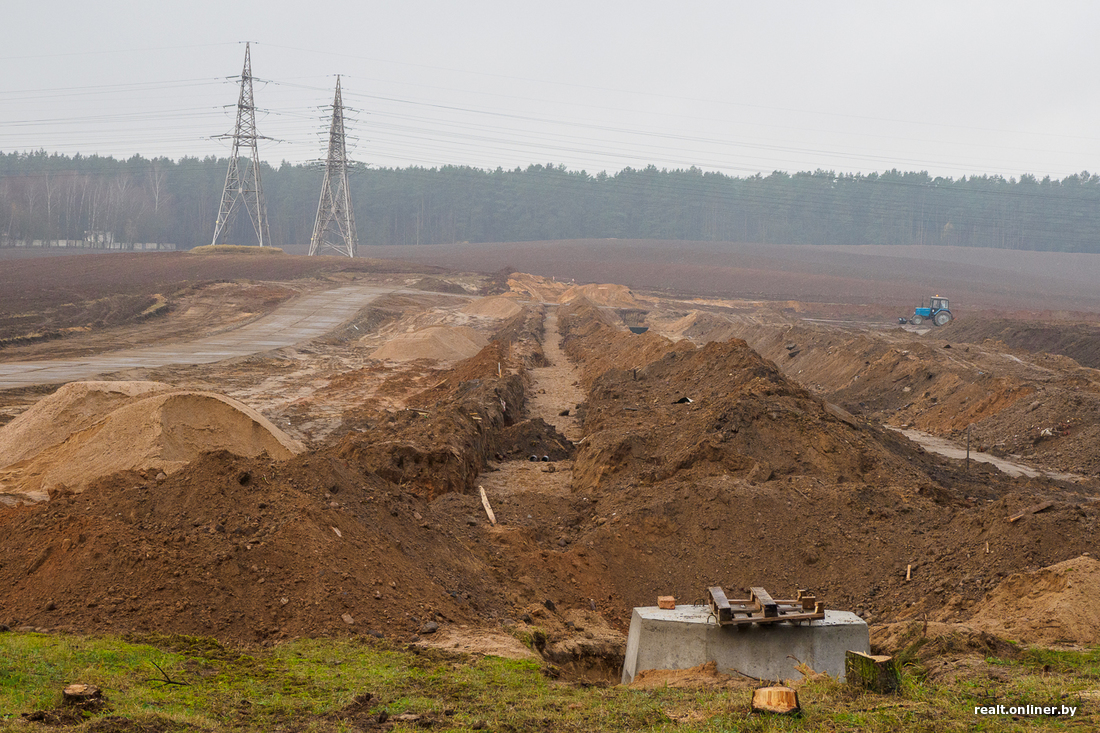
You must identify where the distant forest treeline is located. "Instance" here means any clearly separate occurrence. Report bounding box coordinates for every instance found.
[2,150,1100,252]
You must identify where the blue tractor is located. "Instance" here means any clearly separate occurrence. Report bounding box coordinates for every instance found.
[900,295,953,327]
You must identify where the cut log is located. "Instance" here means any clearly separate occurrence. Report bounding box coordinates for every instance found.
[751,686,800,715]
[62,683,102,706]
[845,650,901,694]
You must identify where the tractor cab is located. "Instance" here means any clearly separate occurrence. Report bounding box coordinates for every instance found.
[905,295,953,327]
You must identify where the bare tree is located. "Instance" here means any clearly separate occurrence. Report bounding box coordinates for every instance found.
[148,160,167,214]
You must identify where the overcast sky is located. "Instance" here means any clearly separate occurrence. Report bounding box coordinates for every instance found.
[3,1,1098,179]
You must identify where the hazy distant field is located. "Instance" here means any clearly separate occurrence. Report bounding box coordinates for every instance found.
[11,240,1100,316]
[360,240,1100,315]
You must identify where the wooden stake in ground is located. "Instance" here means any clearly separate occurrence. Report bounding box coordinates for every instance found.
[845,651,901,694]
[478,486,497,525]
[751,686,800,715]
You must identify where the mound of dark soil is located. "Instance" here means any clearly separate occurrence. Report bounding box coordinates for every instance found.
[0,448,505,643]
[337,331,539,500]
[560,299,988,496]
[498,418,573,461]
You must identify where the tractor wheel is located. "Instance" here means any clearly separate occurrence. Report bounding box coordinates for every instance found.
[934,311,952,327]
[910,314,924,326]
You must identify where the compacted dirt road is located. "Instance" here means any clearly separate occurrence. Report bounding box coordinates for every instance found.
[0,284,398,389]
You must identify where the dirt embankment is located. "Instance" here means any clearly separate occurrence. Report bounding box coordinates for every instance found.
[334,307,552,500]
[675,312,1100,478]
[512,298,1100,631]
[966,555,1100,645]
[0,449,504,642]
[948,318,1100,370]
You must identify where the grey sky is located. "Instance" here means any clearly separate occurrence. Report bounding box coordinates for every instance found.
[3,1,1098,178]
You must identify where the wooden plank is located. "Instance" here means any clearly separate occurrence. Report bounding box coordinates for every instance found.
[707,586,733,624]
[1007,500,1055,523]
[478,486,497,526]
[750,587,779,618]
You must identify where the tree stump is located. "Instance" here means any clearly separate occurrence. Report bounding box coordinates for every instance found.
[62,683,103,707]
[845,650,901,693]
[751,686,800,715]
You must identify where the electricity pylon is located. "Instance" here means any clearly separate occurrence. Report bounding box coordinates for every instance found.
[211,42,271,247]
[308,76,358,257]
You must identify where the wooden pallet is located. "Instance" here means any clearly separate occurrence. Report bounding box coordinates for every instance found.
[707,586,825,626]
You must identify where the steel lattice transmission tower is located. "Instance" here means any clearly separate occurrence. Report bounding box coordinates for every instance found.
[309,76,358,257]
[211,43,271,247]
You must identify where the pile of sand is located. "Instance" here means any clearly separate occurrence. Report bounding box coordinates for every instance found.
[504,273,641,308]
[560,283,639,308]
[0,381,174,469]
[666,311,739,343]
[0,382,304,503]
[461,296,524,319]
[967,556,1100,645]
[506,273,568,303]
[368,326,489,363]
[189,244,284,255]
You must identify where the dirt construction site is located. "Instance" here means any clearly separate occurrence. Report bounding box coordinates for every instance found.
[1,244,1100,685]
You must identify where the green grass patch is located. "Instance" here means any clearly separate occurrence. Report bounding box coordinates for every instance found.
[2,632,1097,731]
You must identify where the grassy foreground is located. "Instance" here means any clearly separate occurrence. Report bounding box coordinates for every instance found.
[0,632,1097,731]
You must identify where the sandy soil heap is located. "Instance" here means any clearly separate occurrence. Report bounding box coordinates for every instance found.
[368,326,489,363]
[0,381,174,469]
[666,311,741,344]
[461,295,525,319]
[504,273,640,308]
[967,555,1100,645]
[0,382,304,502]
[560,283,639,308]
